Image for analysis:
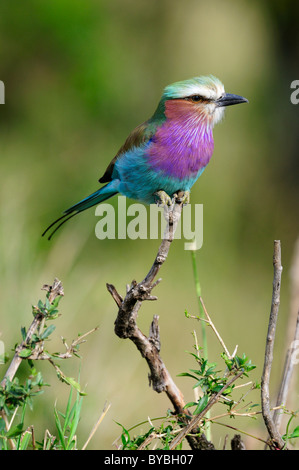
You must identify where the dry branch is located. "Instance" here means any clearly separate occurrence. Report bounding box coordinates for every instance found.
[261,240,285,450]
[108,193,184,398]
[107,193,214,450]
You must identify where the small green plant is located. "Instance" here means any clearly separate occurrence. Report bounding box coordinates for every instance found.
[179,351,257,414]
[116,412,185,450]
[114,326,260,450]
[50,387,83,450]
[0,279,99,450]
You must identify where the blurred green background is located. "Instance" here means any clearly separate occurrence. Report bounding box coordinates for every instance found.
[1,0,299,450]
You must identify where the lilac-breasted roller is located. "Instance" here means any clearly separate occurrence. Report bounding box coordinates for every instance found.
[43,75,248,239]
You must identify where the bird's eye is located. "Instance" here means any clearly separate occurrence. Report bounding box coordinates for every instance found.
[189,95,203,102]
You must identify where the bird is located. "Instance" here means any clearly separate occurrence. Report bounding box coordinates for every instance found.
[43,75,248,240]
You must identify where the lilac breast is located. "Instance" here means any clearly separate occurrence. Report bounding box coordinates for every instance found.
[147,113,214,180]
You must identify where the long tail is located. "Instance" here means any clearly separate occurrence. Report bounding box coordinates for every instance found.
[42,183,118,240]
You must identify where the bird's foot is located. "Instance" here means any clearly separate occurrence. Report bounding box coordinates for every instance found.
[154,190,173,207]
[172,190,190,206]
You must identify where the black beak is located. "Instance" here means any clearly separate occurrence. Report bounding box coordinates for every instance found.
[216,93,248,107]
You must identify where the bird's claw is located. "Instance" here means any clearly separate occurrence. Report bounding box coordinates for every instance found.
[154,190,173,207]
[172,190,190,206]
[154,190,190,207]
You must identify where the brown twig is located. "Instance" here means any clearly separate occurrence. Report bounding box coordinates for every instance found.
[107,193,214,450]
[23,327,98,362]
[109,193,185,398]
[261,240,286,450]
[41,277,64,303]
[1,311,44,389]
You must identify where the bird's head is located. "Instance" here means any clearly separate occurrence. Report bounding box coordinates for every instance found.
[156,75,248,127]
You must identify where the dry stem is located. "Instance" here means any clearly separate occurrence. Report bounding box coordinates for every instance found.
[261,240,285,449]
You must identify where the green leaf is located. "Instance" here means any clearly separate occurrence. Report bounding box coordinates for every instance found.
[184,401,197,409]
[290,426,299,439]
[5,423,24,438]
[45,297,51,311]
[40,324,56,340]
[54,407,66,449]
[194,394,209,415]
[51,295,62,309]
[20,430,32,450]
[177,372,198,380]
[205,365,217,376]
[61,376,86,395]
[67,396,83,449]
[192,379,204,389]
[187,351,203,360]
[0,417,6,433]
[47,309,59,319]
[65,377,80,390]
[18,348,32,358]
[62,387,73,432]
[189,368,203,376]
[20,327,27,341]
[283,425,299,440]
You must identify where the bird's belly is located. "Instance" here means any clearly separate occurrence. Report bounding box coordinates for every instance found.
[116,160,203,204]
[118,173,197,204]
[114,144,206,204]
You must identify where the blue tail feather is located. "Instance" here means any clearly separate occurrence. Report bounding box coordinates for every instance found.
[64,184,118,214]
[42,183,118,240]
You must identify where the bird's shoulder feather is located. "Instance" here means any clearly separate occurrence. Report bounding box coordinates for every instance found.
[99,119,161,183]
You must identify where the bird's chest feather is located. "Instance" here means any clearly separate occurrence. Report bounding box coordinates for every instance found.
[147,113,214,180]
